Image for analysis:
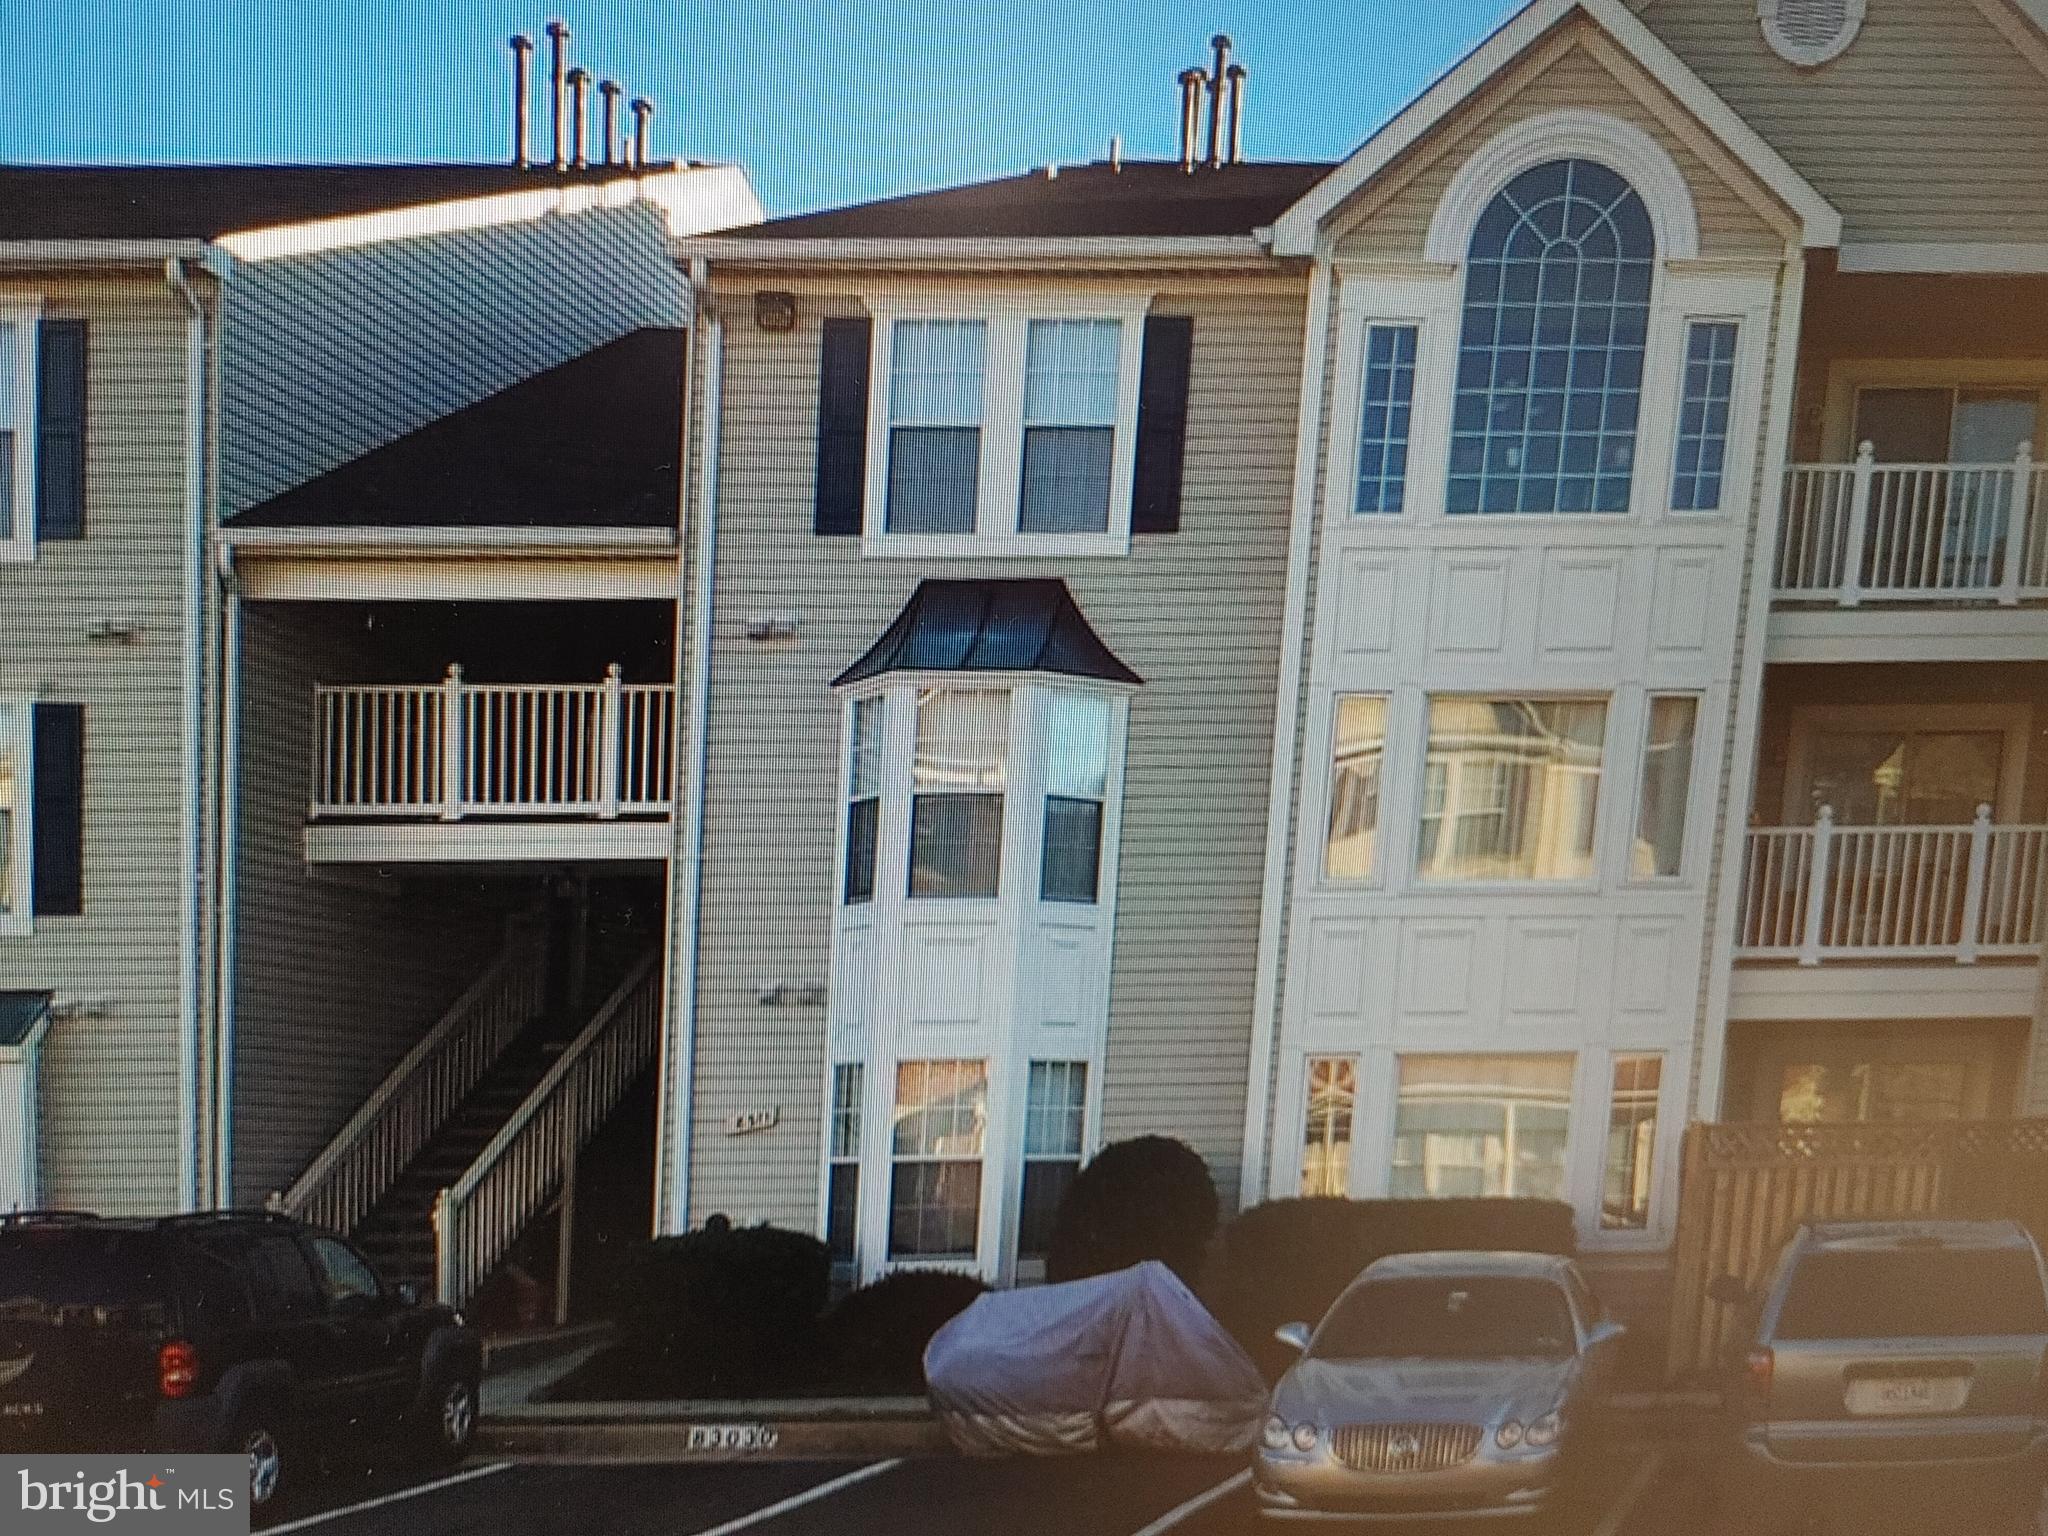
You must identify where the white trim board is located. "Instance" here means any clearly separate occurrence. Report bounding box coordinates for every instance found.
[303,820,672,865]
[1729,962,2041,1022]
[1269,0,1840,257]
[234,555,680,603]
[1839,243,2048,274]
[1765,607,2048,665]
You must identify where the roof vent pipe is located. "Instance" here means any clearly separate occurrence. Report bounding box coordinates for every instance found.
[1176,68,1206,172]
[1225,63,1247,164]
[567,67,591,167]
[631,97,655,167]
[1205,34,1231,169]
[545,20,570,171]
[509,34,534,167]
[599,80,622,167]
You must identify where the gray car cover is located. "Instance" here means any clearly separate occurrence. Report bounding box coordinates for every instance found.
[923,1261,1266,1456]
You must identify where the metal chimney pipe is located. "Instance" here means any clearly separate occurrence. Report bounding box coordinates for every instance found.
[599,80,622,167]
[509,34,534,167]
[567,67,591,167]
[1226,63,1247,165]
[1206,34,1232,169]
[545,20,570,171]
[630,97,654,167]
[1176,68,1205,172]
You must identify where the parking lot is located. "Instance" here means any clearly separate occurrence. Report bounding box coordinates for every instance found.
[267,1442,1686,1536]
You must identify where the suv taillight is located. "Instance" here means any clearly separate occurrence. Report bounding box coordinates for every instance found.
[1744,1347,1775,1399]
[157,1340,199,1399]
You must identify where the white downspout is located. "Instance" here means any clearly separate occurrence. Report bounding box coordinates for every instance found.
[657,263,721,1233]
[166,257,210,1211]
[211,554,242,1203]
[1237,253,1334,1208]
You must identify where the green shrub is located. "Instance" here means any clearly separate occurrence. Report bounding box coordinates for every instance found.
[821,1269,989,1394]
[614,1220,830,1394]
[1046,1135,1219,1289]
[1212,1197,1577,1378]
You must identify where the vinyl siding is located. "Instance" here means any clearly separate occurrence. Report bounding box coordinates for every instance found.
[0,275,193,1213]
[1332,22,1789,264]
[227,605,511,1205]
[1641,0,2048,245]
[219,201,688,513]
[674,271,1306,1228]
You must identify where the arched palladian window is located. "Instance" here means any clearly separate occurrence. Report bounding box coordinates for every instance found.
[1446,158,1655,515]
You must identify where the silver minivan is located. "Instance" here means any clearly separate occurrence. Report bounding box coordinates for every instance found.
[1710,1219,2048,1536]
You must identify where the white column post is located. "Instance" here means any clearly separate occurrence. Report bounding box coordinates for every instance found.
[2001,442,2032,606]
[597,663,623,820]
[440,664,466,822]
[1799,804,1835,966]
[1959,802,1993,965]
[1839,441,1874,608]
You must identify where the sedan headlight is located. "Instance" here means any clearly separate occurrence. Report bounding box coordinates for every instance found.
[1262,1415,1291,1451]
[1495,1419,1525,1450]
[1291,1421,1321,1453]
[1526,1412,1561,1448]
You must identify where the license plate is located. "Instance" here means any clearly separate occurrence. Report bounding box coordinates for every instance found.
[1844,1376,1969,1416]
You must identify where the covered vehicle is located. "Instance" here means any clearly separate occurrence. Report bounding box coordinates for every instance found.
[924,1261,1266,1455]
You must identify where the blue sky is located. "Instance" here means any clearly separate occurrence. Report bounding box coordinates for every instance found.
[9,0,1521,216]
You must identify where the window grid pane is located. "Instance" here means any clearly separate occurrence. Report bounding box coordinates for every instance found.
[1632,695,1697,880]
[1024,1061,1087,1158]
[1447,159,1654,517]
[849,697,883,798]
[1301,1056,1357,1198]
[1671,322,1738,511]
[1324,695,1388,880]
[827,1063,864,1264]
[914,690,1008,791]
[0,703,17,916]
[1024,319,1120,425]
[1392,1054,1575,1201]
[830,1063,864,1160]
[887,320,986,534]
[889,1059,987,1261]
[1355,325,1419,515]
[1603,1055,1661,1231]
[1418,698,1608,882]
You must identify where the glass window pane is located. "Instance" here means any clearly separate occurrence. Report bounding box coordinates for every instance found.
[827,1164,861,1265]
[849,697,883,798]
[914,690,1008,790]
[886,426,980,533]
[1040,796,1103,904]
[1603,1055,1660,1230]
[1448,160,1652,517]
[1355,324,1419,515]
[1019,426,1112,533]
[1018,1161,1076,1260]
[830,1063,865,1160]
[890,319,987,424]
[1301,1056,1356,1197]
[1804,728,2002,825]
[1418,698,1607,881]
[0,322,16,541]
[843,796,878,903]
[1779,1061,1970,1123]
[1632,696,1697,879]
[889,1162,983,1258]
[1024,1061,1087,1157]
[1671,322,1738,511]
[1045,694,1111,799]
[909,794,1003,898]
[827,1063,864,1265]
[1324,696,1387,880]
[1024,319,1120,425]
[891,1060,987,1157]
[0,703,16,915]
[1392,1054,1574,1201]
[889,1059,987,1261]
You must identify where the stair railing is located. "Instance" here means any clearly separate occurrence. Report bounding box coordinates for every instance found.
[434,949,662,1308]
[274,921,548,1235]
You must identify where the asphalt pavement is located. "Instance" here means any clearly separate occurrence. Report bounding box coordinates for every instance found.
[262,1441,1686,1536]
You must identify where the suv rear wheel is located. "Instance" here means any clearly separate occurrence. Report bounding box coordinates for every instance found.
[232,1410,290,1516]
[419,1369,479,1465]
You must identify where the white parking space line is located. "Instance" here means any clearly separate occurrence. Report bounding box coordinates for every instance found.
[1591,1447,1665,1536]
[265,1461,513,1533]
[1127,1469,1252,1536]
[683,1458,903,1536]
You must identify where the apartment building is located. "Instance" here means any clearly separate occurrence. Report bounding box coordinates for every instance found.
[0,157,760,1249]
[654,0,2048,1288]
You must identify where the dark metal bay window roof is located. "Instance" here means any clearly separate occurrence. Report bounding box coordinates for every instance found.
[834,579,1141,688]
[0,992,53,1049]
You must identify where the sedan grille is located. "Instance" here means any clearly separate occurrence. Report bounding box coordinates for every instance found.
[1330,1421,1483,1474]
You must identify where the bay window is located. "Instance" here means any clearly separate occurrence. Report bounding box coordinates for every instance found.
[1418,697,1607,882]
[1017,1061,1087,1260]
[885,320,986,534]
[1041,693,1111,903]
[1301,1056,1357,1197]
[890,1059,987,1260]
[909,689,1008,899]
[1391,1054,1573,1201]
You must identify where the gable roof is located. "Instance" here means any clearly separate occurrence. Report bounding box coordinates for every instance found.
[726,160,1335,242]
[834,579,1142,688]
[226,328,683,531]
[0,162,691,243]
[1270,0,1840,255]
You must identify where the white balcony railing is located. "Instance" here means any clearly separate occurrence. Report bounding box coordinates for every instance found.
[1737,805,2048,964]
[1774,443,2048,605]
[311,665,676,821]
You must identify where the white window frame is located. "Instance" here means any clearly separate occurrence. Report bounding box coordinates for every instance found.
[0,300,41,565]
[1014,1059,1089,1276]
[861,295,1152,559]
[1299,1053,1359,1197]
[0,699,29,936]
[1626,691,1704,886]
[1386,1050,1579,1204]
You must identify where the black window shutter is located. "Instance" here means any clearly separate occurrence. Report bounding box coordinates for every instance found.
[814,316,872,536]
[1131,315,1194,535]
[32,703,84,917]
[35,319,88,541]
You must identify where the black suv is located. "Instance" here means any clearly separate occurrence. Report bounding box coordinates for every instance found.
[0,1210,483,1514]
